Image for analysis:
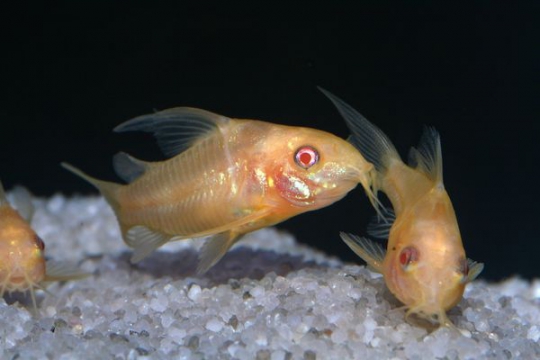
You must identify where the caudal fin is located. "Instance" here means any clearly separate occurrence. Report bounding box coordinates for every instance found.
[61,162,122,216]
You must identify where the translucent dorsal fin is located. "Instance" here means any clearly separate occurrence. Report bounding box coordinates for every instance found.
[114,107,231,158]
[319,87,401,174]
[112,152,149,183]
[407,126,443,185]
[340,232,386,273]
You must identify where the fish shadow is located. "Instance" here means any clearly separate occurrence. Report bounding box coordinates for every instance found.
[121,246,333,285]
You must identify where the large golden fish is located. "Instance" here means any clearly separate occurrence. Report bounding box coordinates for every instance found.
[63,107,379,273]
[321,89,483,328]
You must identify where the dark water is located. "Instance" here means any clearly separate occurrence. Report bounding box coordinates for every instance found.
[3,2,539,280]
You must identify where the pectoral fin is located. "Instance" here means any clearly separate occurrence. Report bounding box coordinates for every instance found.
[366,206,395,239]
[340,232,386,273]
[465,259,484,282]
[126,226,173,263]
[197,231,240,274]
[9,186,35,223]
[44,261,90,282]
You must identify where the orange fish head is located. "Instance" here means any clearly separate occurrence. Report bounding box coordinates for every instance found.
[267,127,374,209]
[383,223,470,327]
[0,231,47,293]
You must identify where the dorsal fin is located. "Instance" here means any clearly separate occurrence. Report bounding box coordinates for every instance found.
[112,152,149,183]
[408,126,443,185]
[114,107,230,158]
[319,87,401,174]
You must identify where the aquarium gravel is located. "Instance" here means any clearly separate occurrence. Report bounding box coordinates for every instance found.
[1,193,539,360]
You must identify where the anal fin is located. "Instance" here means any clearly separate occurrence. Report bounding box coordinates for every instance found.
[197,231,240,274]
[340,232,386,273]
[126,226,173,263]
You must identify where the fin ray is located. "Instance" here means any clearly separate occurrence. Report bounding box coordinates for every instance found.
[466,259,484,282]
[126,226,173,263]
[367,207,396,239]
[319,87,401,173]
[44,261,90,281]
[408,126,443,184]
[114,107,230,158]
[340,232,386,273]
[112,152,149,183]
[8,186,35,223]
[197,232,240,274]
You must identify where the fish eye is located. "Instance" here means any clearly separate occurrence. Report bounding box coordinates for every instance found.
[35,235,45,251]
[399,246,419,270]
[294,146,319,169]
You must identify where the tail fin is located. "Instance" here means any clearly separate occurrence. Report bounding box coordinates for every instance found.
[61,162,122,216]
[319,88,402,175]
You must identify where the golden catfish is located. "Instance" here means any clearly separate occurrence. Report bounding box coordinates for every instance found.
[0,182,85,311]
[63,107,379,273]
[321,89,483,328]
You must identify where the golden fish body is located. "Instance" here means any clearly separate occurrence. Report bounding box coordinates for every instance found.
[380,161,469,324]
[322,89,483,328]
[64,107,378,273]
[0,188,46,294]
[0,182,85,310]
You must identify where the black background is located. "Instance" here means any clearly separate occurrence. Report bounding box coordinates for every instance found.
[3,2,539,281]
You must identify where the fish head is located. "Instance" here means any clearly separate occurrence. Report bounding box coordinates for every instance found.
[0,217,47,293]
[383,207,471,327]
[265,126,375,209]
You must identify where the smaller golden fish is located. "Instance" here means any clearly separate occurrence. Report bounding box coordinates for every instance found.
[321,89,484,329]
[63,107,380,273]
[0,182,86,311]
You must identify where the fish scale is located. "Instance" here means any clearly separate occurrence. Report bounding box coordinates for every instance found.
[119,131,249,236]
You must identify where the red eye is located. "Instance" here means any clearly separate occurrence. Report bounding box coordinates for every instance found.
[294,146,319,169]
[399,246,419,270]
[35,236,45,251]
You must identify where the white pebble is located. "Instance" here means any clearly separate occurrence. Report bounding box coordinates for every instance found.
[205,318,223,332]
[188,285,202,301]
